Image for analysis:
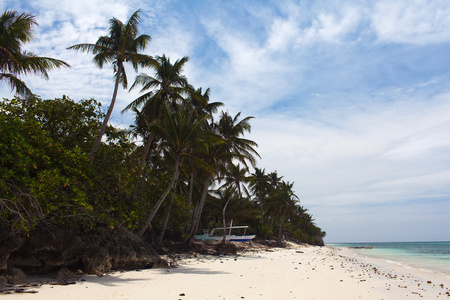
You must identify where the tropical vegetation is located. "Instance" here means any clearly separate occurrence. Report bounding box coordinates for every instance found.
[0,9,325,247]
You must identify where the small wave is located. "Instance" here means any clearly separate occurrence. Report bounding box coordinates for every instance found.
[418,268,432,273]
[385,259,403,266]
[384,259,416,270]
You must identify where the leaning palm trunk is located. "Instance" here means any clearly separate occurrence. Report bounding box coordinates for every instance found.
[182,171,195,236]
[188,173,212,244]
[133,133,156,196]
[137,152,181,237]
[186,171,195,208]
[89,62,123,163]
[157,189,176,244]
[221,198,232,243]
[278,215,285,245]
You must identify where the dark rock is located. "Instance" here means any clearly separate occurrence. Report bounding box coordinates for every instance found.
[14,289,38,294]
[0,227,25,271]
[2,223,165,276]
[56,267,76,282]
[82,248,111,275]
[214,242,238,255]
[8,254,42,268]
[0,275,7,287]
[5,268,27,284]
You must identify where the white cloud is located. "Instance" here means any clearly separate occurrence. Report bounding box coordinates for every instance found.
[250,92,450,228]
[30,0,130,29]
[313,7,362,43]
[150,23,195,61]
[321,199,450,242]
[371,0,450,44]
[266,16,300,51]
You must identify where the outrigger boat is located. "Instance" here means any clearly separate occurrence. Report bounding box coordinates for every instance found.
[194,225,256,242]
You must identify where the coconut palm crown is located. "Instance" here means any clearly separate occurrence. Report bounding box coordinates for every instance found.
[68,9,155,163]
[0,10,70,97]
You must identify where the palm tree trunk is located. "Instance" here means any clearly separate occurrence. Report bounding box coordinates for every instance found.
[187,173,212,244]
[139,134,156,175]
[278,215,285,245]
[186,171,195,208]
[137,152,181,237]
[157,189,175,244]
[182,171,195,236]
[133,133,156,196]
[133,108,163,191]
[89,62,123,164]
[221,198,232,243]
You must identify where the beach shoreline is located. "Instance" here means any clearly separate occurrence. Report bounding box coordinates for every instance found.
[328,242,450,276]
[3,243,450,299]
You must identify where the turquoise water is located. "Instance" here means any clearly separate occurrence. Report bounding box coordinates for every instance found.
[329,242,450,275]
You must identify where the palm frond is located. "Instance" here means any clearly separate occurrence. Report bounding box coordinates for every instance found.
[127,52,155,71]
[108,17,124,46]
[133,34,151,52]
[0,11,36,48]
[17,52,70,78]
[67,43,100,53]
[0,72,33,96]
[124,10,141,39]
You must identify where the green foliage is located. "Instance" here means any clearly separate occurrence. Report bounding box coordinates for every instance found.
[0,97,93,231]
[0,94,325,243]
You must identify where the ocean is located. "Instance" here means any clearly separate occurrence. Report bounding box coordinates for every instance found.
[328,241,450,276]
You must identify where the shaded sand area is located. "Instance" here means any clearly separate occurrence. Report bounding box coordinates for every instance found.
[3,244,450,299]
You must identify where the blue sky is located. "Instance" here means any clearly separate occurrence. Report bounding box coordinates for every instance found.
[2,0,450,243]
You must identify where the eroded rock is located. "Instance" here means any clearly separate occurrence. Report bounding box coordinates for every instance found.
[2,224,165,276]
[5,268,26,284]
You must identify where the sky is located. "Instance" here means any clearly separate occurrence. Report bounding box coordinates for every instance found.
[1,0,450,243]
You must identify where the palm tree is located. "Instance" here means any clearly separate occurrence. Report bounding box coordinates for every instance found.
[268,171,283,191]
[186,129,222,244]
[248,167,270,205]
[0,10,69,97]
[183,86,222,208]
[215,111,260,168]
[187,86,222,121]
[68,9,154,163]
[218,163,250,241]
[219,163,249,197]
[187,112,260,244]
[248,167,271,224]
[123,55,189,186]
[267,180,298,244]
[137,103,209,237]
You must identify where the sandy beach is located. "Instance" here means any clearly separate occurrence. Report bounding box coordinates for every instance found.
[3,244,450,299]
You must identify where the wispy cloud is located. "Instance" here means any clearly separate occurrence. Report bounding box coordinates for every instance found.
[251,86,450,241]
[372,0,450,44]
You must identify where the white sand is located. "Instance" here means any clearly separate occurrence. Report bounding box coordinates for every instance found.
[5,245,450,299]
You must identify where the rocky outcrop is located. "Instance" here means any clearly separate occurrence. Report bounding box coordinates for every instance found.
[0,227,25,271]
[0,223,166,280]
[3,268,27,284]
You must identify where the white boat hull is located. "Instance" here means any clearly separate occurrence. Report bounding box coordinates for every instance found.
[194,234,256,242]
